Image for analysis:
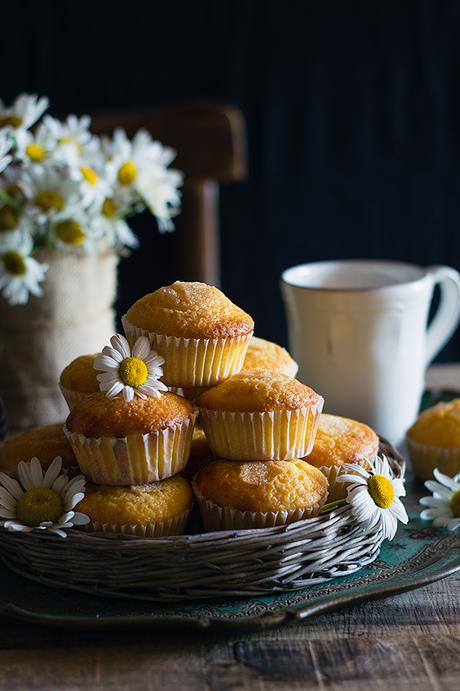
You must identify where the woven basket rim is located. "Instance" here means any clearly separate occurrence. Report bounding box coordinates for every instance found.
[0,436,404,548]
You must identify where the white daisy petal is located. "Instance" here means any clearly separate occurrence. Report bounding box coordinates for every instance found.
[42,457,63,488]
[0,473,24,500]
[132,336,151,360]
[72,512,90,525]
[30,457,44,486]
[110,333,131,358]
[389,497,409,524]
[424,481,452,500]
[433,468,460,491]
[105,381,124,398]
[52,475,69,494]
[0,488,16,509]
[123,386,134,402]
[94,354,120,371]
[0,508,17,519]
[17,461,35,490]
[101,345,124,363]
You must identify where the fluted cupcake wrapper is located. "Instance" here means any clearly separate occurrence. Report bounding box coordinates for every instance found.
[198,401,324,461]
[192,482,325,531]
[59,384,92,412]
[316,456,374,502]
[121,316,252,388]
[406,436,460,481]
[82,507,193,537]
[64,411,198,485]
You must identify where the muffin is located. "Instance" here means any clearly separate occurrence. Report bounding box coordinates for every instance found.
[197,370,323,460]
[77,476,194,537]
[181,427,214,480]
[305,414,379,501]
[122,281,254,387]
[59,353,100,410]
[193,459,329,530]
[0,423,77,474]
[406,399,460,480]
[241,336,298,377]
[65,392,198,485]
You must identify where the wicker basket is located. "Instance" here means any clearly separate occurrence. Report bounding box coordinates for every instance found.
[0,439,404,602]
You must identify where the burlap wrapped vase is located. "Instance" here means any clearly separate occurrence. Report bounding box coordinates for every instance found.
[0,250,117,432]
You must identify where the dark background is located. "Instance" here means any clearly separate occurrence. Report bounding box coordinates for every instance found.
[2,0,460,359]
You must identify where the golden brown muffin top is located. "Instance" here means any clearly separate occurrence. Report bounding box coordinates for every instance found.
[194,459,328,512]
[0,423,76,474]
[60,354,100,394]
[66,392,194,438]
[124,281,254,339]
[407,399,460,448]
[181,427,213,480]
[306,414,379,468]
[196,370,320,412]
[241,336,298,377]
[77,476,194,526]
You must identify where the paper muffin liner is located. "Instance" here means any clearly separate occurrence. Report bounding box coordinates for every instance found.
[406,436,460,481]
[317,456,373,502]
[64,411,198,485]
[82,507,192,537]
[59,384,93,411]
[198,400,324,461]
[122,316,252,387]
[192,482,325,531]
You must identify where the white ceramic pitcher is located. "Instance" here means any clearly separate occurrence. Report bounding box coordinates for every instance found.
[281,260,460,444]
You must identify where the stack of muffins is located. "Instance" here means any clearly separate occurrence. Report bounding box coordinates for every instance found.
[0,280,382,537]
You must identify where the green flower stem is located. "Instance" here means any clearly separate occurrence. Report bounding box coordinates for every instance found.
[0,187,19,210]
[319,499,347,515]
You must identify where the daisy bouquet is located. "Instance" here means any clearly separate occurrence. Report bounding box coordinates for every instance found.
[0,93,183,305]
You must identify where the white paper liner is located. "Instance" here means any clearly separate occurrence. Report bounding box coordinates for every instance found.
[64,411,198,485]
[192,482,325,531]
[198,400,324,461]
[59,384,93,411]
[406,435,460,480]
[122,315,252,387]
[83,507,192,537]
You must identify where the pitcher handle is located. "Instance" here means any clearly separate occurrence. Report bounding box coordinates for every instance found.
[425,265,460,365]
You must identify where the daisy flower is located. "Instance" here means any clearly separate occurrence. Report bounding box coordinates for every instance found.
[137,165,183,232]
[15,122,56,171]
[94,334,168,402]
[420,469,460,531]
[49,208,100,254]
[337,455,408,540]
[93,192,139,249]
[69,147,112,210]
[0,93,49,135]
[0,230,48,305]
[20,166,84,224]
[0,133,12,174]
[42,114,94,166]
[0,456,89,538]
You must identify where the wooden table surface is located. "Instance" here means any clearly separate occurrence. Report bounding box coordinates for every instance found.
[0,366,459,691]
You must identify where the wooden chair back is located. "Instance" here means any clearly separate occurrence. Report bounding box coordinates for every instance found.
[91,102,247,285]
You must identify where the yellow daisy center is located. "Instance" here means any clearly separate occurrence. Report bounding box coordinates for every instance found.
[368,475,395,509]
[26,143,46,162]
[55,220,86,246]
[0,115,23,129]
[102,197,117,218]
[449,488,460,517]
[118,160,137,186]
[16,487,64,527]
[2,250,26,276]
[35,189,65,212]
[59,137,82,154]
[80,166,98,185]
[0,206,18,231]
[119,356,148,388]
